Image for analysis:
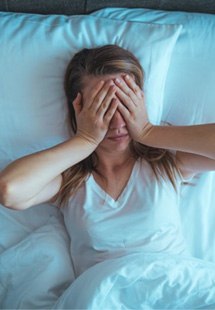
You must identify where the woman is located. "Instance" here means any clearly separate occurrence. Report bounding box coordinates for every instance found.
[0,45,215,308]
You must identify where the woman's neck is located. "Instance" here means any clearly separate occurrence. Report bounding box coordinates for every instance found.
[95,151,136,175]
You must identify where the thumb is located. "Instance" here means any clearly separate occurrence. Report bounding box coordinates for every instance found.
[73,92,82,114]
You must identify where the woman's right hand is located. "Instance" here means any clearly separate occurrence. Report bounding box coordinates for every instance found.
[72,80,118,147]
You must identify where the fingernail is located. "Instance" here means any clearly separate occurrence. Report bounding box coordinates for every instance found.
[125,75,130,80]
[115,78,121,84]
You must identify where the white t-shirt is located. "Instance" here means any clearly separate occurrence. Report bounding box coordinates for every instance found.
[61,157,191,277]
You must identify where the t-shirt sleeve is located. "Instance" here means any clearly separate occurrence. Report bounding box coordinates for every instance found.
[168,149,195,183]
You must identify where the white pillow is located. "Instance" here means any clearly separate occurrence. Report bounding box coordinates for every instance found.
[92,8,215,125]
[0,218,74,308]
[0,12,182,168]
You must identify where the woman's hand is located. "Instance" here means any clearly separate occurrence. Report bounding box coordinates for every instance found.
[114,75,153,143]
[73,80,118,147]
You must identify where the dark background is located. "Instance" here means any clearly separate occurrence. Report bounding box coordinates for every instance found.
[0,0,214,15]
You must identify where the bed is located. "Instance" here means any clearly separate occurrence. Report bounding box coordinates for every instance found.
[0,0,215,308]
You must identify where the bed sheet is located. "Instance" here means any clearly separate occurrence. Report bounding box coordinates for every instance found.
[0,7,215,309]
[93,7,215,264]
[54,252,215,309]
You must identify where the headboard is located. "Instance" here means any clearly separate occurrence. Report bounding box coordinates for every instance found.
[0,0,215,15]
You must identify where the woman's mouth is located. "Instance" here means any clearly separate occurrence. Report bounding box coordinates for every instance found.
[107,134,129,141]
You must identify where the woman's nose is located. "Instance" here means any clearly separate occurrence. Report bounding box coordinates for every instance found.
[109,109,126,129]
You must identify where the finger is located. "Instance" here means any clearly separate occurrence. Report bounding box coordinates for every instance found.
[114,77,137,103]
[91,80,114,112]
[115,85,135,112]
[103,98,119,123]
[117,100,131,121]
[123,75,142,98]
[97,85,116,117]
[87,80,105,108]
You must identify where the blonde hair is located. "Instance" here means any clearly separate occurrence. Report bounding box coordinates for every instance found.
[53,44,184,208]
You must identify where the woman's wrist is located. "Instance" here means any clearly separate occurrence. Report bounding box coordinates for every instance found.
[136,123,156,146]
[73,134,98,152]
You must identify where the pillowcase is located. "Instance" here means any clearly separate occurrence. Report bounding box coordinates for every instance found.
[92,8,215,125]
[0,12,182,169]
[0,218,74,308]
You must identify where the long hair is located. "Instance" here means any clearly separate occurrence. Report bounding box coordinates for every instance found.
[53,44,185,208]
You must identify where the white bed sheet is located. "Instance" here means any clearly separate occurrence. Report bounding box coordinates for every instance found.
[0,7,215,309]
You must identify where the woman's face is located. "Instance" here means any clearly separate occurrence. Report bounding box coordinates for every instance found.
[81,74,132,153]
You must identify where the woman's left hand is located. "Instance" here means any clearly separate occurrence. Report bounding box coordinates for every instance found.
[114,75,153,143]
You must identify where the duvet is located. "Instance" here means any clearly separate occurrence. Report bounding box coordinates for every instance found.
[54,253,215,309]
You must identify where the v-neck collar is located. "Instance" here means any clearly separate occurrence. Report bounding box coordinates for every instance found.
[89,158,140,208]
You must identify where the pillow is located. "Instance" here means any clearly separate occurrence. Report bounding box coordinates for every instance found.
[0,11,182,168]
[92,8,215,125]
[0,217,74,308]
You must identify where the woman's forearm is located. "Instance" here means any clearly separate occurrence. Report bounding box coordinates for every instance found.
[139,123,215,159]
[0,136,96,205]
